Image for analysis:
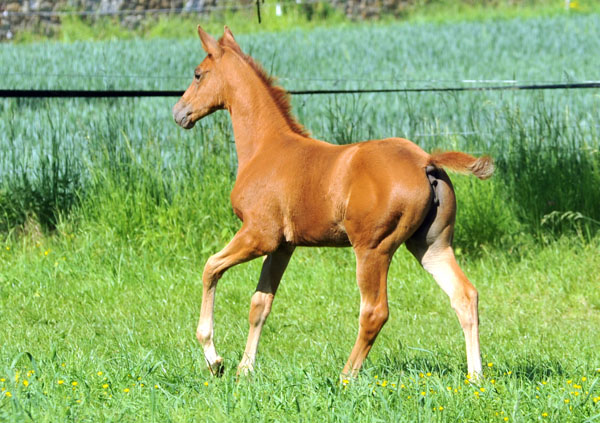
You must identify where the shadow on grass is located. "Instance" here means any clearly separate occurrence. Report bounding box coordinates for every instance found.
[370,352,570,381]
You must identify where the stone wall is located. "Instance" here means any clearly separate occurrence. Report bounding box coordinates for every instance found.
[0,0,224,40]
[0,0,423,40]
[332,0,414,19]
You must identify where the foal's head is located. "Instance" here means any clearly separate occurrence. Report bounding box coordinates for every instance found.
[173,26,242,129]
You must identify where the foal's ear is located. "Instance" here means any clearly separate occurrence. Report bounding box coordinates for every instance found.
[222,26,242,54]
[223,26,236,43]
[197,25,223,58]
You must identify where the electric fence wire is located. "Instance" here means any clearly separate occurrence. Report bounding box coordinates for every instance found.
[1,81,599,98]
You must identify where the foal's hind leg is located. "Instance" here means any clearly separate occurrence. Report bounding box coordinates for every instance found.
[341,248,391,378]
[237,245,294,375]
[197,226,273,376]
[406,172,482,377]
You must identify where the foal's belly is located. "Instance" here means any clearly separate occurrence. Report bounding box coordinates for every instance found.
[283,214,351,247]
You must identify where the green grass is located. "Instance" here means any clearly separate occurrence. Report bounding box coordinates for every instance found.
[1,233,599,421]
[1,14,600,421]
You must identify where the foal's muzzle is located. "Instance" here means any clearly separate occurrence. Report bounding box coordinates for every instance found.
[172,102,196,129]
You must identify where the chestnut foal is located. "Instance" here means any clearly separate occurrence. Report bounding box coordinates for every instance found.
[173,26,493,379]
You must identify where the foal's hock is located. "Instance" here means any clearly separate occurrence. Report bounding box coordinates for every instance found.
[172,26,494,378]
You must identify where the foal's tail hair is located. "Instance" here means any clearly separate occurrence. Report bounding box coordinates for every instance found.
[429,151,495,180]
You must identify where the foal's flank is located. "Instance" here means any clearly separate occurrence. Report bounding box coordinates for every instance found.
[172,25,494,379]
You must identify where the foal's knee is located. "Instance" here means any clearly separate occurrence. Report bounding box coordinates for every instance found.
[202,255,222,285]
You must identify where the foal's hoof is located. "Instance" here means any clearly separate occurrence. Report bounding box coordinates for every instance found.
[236,364,254,378]
[208,357,224,377]
[466,371,482,384]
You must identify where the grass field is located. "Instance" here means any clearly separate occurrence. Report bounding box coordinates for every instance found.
[1,14,600,422]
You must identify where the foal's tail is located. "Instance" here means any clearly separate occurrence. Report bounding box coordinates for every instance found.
[429,151,495,180]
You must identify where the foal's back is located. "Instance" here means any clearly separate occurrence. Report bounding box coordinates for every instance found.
[232,134,434,249]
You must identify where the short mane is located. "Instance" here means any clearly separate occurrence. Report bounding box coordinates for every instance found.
[219,37,310,137]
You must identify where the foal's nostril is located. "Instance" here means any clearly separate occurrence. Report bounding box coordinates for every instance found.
[172,101,187,121]
[172,103,191,126]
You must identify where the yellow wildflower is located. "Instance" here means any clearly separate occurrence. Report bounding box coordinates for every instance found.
[5,392,11,397]
[204,381,209,386]
[58,380,64,385]
[97,371,103,376]
[71,381,78,387]
[487,362,493,367]
[23,380,29,387]
[542,412,548,417]
[123,388,129,393]
[102,384,109,389]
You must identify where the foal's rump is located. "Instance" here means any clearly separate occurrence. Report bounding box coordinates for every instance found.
[341,137,494,250]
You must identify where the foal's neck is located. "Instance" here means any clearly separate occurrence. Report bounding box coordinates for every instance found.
[226,66,302,170]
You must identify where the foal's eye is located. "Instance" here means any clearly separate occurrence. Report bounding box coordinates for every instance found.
[194,72,203,81]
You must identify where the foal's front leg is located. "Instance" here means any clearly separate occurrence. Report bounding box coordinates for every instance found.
[197,227,267,375]
[237,245,294,375]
